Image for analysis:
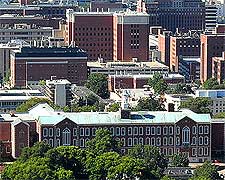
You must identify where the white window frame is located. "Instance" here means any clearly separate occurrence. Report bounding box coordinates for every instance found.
[199,125,203,134]
[204,126,209,134]
[128,138,132,147]
[110,127,114,136]
[182,126,190,144]
[133,137,138,145]
[80,139,84,147]
[146,137,150,145]
[169,137,173,145]
[139,127,143,135]
[204,147,208,156]
[199,147,203,156]
[49,128,53,137]
[121,127,126,136]
[169,126,173,135]
[56,128,60,137]
[80,128,84,136]
[192,137,197,145]
[128,127,132,135]
[146,127,150,135]
[85,128,90,136]
[151,127,155,135]
[49,138,54,147]
[204,136,209,145]
[163,127,168,135]
[151,137,155,146]
[157,126,161,135]
[62,128,71,146]
[133,127,138,135]
[139,137,143,145]
[43,128,48,137]
[116,127,120,136]
[92,128,97,136]
[163,137,167,146]
[192,126,197,135]
[121,138,126,146]
[199,136,203,145]
[192,148,197,156]
[176,126,180,135]
[176,137,180,146]
[73,128,77,136]
[156,137,161,146]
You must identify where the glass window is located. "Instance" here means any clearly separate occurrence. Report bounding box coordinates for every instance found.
[199,136,203,145]
[92,128,97,136]
[139,127,143,135]
[176,126,180,135]
[80,128,84,136]
[204,136,209,145]
[192,148,197,156]
[110,127,114,136]
[85,128,90,136]
[199,126,203,134]
[151,137,155,146]
[73,128,77,136]
[56,139,60,146]
[204,126,209,134]
[133,138,138,145]
[199,147,203,156]
[116,127,120,136]
[157,126,161,135]
[169,137,173,145]
[62,128,71,146]
[182,127,190,144]
[80,139,84,147]
[134,127,138,135]
[192,137,197,145]
[163,127,168,135]
[176,137,180,146]
[128,138,132,146]
[192,126,197,134]
[146,127,150,135]
[49,128,53,137]
[146,137,150,145]
[139,138,143,145]
[163,137,167,145]
[151,127,155,135]
[56,128,60,137]
[121,138,126,146]
[128,127,132,135]
[169,126,173,135]
[121,127,126,136]
[156,137,161,146]
[49,138,53,147]
[204,148,208,156]
[43,128,48,137]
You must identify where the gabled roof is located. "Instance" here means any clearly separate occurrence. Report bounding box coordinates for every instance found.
[11,118,30,127]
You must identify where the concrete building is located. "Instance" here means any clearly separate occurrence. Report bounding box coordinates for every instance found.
[200,33,225,82]
[41,79,72,107]
[0,40,30,83]
[0,89,46,112]
[140,0,205,33]
[196,89,225,115]
[212,52,225,83]
[88,61,169,76]
[205,4,218,32]
[66,10,149,62]
[0,23,53,45]
[0,103,212,162]
[10,47,87,88]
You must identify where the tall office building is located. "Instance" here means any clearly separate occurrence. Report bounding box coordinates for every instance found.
[66,10,149,62]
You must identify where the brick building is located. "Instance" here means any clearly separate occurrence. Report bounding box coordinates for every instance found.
[66,10,149,62]
[10,47,87,88]
[0,103,212,162]
[212,52,225,83]
[200,33,225,82]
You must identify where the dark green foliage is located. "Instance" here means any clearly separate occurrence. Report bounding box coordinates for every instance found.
[128,145,168,179]
[16,97,53,112]
[85,73,109,99]
[213,112,225,118]
[134,96,165,111]
[202,78,220,89]
[190,161,222,180]
[86,129,121,156]
[180,97,212,114]
[148,73,168,94]
[107,103,120,112]
[170,153,189,167]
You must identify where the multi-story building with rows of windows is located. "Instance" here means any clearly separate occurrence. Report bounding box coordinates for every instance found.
[0,103,212,162]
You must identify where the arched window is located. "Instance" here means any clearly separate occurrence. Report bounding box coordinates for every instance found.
[62,128,71,146]
[182,127,190,145]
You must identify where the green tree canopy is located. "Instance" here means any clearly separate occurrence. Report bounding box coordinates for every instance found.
[86,129,121,156]
[179,97,212,114]
[191,161,222,180]
[85,73,109,99]
[170,153,189,167]
[213,112,225,119]
[107,103,120,112]
[16,97,53,112]
[202,78,220,89]
[148,73,168,94]
[128,145,168,179]
[134,96,165,111]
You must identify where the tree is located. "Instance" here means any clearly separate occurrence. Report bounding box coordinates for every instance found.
[148,73,168,94]
[86,152,120,180]
[45,146,86,178]
[202,78,219,89]
[128,145,168,179]
[108,103,120,112]
[170,153,189,167]
[16,97,53,112]
[19,142,51,161]
[191,161,222,180]
[39,80,46,86]
[213,112,225,119]
[134,96,165,111]
[86,129,121,156]
[85,73,109,99]
[179,97,212,114]
[160,176,175,180]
